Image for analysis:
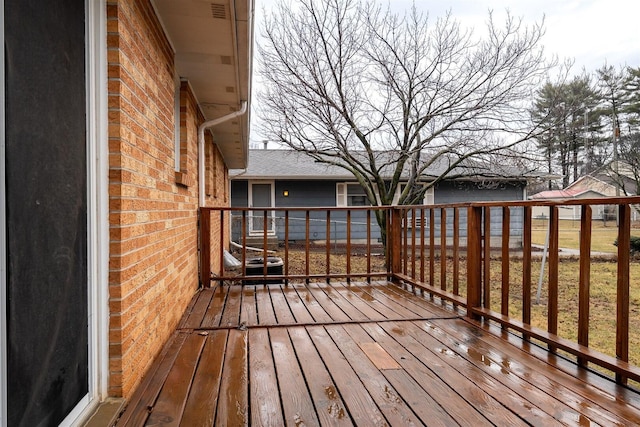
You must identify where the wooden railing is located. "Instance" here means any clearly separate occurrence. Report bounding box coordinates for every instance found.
[200,206,393,286]
[201,196,640,386]
[392,197,640,387]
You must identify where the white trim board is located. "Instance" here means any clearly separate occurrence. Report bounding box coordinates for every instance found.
[0,0,8,424]
[62,0,109,424]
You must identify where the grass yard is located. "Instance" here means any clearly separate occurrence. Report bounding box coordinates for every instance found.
[488,258,640,367]
[531,218,640,253]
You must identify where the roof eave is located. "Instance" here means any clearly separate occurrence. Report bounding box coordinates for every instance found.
[152,0,254,169]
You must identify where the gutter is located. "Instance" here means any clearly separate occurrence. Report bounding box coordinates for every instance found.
[198,101,247,207]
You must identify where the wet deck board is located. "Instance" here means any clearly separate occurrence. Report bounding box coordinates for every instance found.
[270,328,320,426]
[287,327,352,426]
[116,282,640,426]
[248,328,284,427]
[180,331,227,426]
[215,329,248,426]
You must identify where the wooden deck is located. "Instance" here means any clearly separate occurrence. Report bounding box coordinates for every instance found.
[116,281,640,426]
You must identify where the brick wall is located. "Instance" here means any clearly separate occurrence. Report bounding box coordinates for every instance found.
[107,0,229,398]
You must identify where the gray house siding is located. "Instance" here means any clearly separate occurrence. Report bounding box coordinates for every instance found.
[434,180,525,203]
[230,179,526,247]
[231,180,382,243]
[433,181,525,247]
[275,180,335,207]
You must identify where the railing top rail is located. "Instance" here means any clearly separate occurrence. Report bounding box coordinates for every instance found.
[201,195,640,213]
[464,196,640,208]
[202,206,396,212]
[388,196,640,210]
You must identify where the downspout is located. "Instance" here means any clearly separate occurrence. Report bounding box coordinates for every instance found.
[197,101,247,288]
[198,100,247,207]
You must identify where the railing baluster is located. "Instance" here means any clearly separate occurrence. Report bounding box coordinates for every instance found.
[241,210,247,278]
[263,210,268,280]
[617,204,631,384]
[483,207,491,310]
[403,208,409,277]
[386,208,392,280]
[390,207,402,284]
[326,210,331,284]
[420,208,425,294]
[548,206,559,345]
[441,208,447,293]
[285,210,289,286]
[501,206,510,318]
[578,205,592,366]
[346,209,351,284]
[411,208,417,282]
[467,206,483,320]
[305,210,310,284]
[453,208,459,296]
[522,205,532,332]
[366,209,371,283]
[219,210,225,283]
[430,208,435,288]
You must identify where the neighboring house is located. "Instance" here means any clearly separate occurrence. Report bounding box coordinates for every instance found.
[230,149,541,247]
[2,1,253,425]
[531,175,639,221]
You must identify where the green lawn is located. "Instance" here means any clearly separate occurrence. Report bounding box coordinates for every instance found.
[531,218,637,253]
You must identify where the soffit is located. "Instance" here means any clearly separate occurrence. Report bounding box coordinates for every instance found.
[152,0,253,169]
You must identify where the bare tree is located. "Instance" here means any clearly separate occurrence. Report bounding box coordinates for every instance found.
[257,0,553,242]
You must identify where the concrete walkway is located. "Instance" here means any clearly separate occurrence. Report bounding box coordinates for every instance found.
[531,244,616,259]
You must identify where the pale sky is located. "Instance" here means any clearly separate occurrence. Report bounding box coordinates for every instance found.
[402,0,640,73]
[254,0,639,72]
[251,0,640,144]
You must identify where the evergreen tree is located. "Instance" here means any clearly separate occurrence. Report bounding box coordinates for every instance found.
[531,77,600,187]
[623,66,640,128]
[596,65,626,161]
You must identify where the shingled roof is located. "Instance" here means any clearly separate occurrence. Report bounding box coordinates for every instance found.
[230,149,547,181]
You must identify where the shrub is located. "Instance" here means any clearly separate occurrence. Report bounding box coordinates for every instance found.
[613,236,640,253]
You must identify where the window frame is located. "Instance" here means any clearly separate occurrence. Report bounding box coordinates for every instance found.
[394,182,434,205]
[336,182,378,207]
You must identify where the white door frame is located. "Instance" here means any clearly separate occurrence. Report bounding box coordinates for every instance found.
[59,1,110,425]
[248,180,276,236]
[61,0,110,424]
[0,0,8,424]
[0,1,109,425]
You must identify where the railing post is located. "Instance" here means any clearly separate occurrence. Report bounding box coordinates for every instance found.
[390,207,402,284]
[441,208,447,292]
[548,206,559,344]
[453,208,460,296]
[467,206,483,320]
[578,205,592,367]
[616,204,631,384]
[522,205,532,330]
[219,210,225,281]
[429,208,435,287]
[200,208,211,288]
[483,206,491,310]
[501,206,510,318]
